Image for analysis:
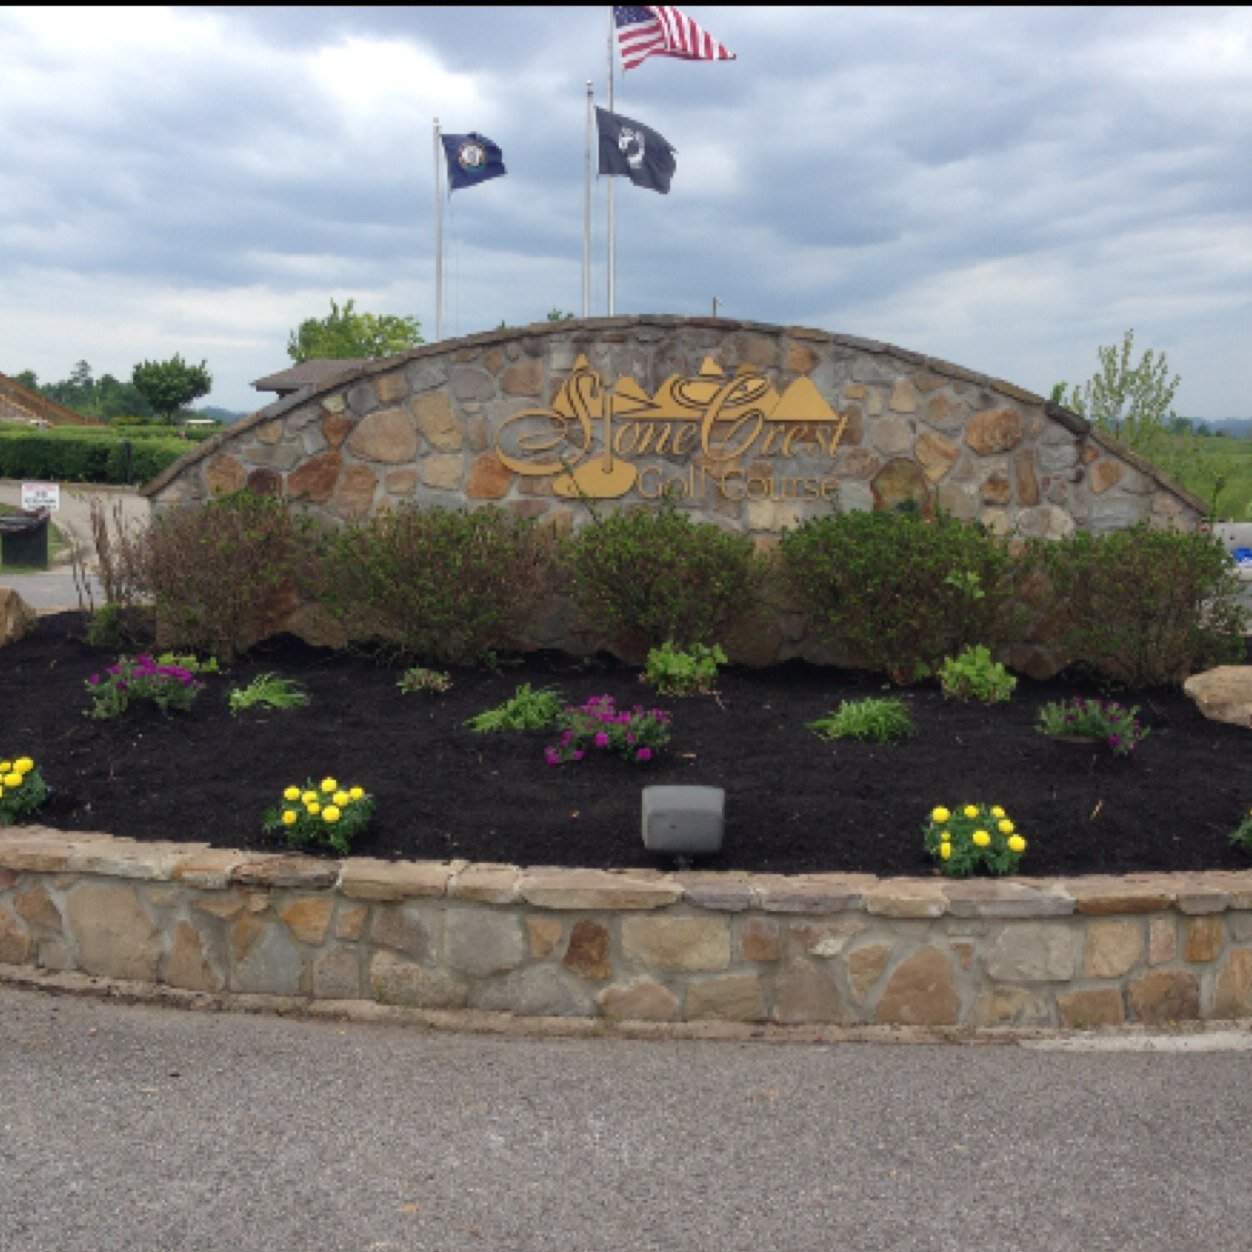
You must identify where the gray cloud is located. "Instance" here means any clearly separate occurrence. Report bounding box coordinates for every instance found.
[0,4,1249,418]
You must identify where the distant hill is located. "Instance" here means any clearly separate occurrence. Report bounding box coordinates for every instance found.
[1189,418,1252,437]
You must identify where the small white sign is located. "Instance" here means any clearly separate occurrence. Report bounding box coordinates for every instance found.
[21,481,60,512]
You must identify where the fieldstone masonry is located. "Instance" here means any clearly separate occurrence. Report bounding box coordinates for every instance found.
[141,318,1205,664]
[4,829,1252,1031]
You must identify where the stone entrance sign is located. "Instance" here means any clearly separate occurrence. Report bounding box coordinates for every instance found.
[144,315,1205,539]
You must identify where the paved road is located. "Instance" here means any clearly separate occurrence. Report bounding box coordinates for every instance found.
[0,479,147,612]
[2,986,1251,1252]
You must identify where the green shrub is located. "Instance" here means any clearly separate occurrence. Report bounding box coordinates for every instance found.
[564,502,764,653]
[0,427,186,484]
[1041,524,1247,687]
[808,697,915,743]
[465,683,563,732]
[779,510,1024,682]
[642,641,726,696]
[133,491,309,663]
[311,505,556,666]
[938,644,1017,704]
[397,667,452,695]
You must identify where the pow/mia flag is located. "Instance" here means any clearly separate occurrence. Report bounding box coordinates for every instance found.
[595,107,676,195]
[441,132,507,192]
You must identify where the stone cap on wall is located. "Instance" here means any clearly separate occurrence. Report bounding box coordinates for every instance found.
[5,827,1250,918]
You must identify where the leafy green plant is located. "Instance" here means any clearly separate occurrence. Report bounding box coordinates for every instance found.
[1040,524,1247,687]
[642,642,727,696]
[465,683,563,732]
[84,654,204,719]
[262,776,373,857]
[0,756,48,825]
[227,673,309,716]
[544,695,671,765]
[1230,808,1252,855]
[155,651,219,675]
[563,501,765,654]
[938,645,1017,704]
[924,803,1028,877]
[310,504,556,666]
[779,510,1025,682]
[808,697,915,743]
[397,666,452,695]
[1036,697,1148,757]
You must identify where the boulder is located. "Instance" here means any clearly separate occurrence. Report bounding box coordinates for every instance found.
[0,587,36,645]
[1184,666,1252,729]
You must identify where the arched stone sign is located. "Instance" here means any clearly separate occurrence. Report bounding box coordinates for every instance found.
[145,315,1205,539]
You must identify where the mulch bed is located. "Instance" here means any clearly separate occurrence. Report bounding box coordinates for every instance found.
[4,612,1250,878]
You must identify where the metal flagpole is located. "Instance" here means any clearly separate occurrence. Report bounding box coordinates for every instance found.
[433,117,444,341]
[606,7,615,316]
[583,80,593,318]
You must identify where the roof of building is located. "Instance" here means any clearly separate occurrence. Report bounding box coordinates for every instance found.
[251,359,370,396]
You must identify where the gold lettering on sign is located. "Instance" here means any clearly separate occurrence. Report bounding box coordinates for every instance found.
[494,356,849,500]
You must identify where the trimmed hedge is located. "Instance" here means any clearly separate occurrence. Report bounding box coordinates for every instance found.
[0,427,188,484]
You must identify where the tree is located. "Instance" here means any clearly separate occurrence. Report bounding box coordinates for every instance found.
[131,354,213,421]
[286,298,422,363]
[1056,328,1194,480]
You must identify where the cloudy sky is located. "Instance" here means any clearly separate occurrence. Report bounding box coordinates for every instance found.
[2,5,1250,417]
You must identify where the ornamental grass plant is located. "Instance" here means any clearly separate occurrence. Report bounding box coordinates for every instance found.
[808,696,915,744]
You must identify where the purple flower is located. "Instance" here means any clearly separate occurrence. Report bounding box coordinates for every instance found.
[593,732,609,747]
[89,674,100,685]
[636,747,652,762]
[544,748,560,766]
[571,749,585,761]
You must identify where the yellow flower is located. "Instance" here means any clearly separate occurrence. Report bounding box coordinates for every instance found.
[1008,834,1026,853]
[2,772,20,789]
[306,801,321,815]
[963,805,978,818]
[14,757,33,774]
[931,806,950,823]
[990,805,1005,818]
[322,805,341,823]
[0,761,10,772]
[320,777,338,793]
[283,786,301,802]
[939,842,952,860]
[998,819,1014,834]
[349,786,364,800]
[301,790,317,805]
[281,810,298,826]
[333,790,350,807]
[972,829,991,847]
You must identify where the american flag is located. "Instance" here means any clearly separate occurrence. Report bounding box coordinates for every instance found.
[613,6,737,71]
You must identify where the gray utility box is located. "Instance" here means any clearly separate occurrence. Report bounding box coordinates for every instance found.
[0,509,50,570]
[1212,523,1252,618]
[642,785,725,857]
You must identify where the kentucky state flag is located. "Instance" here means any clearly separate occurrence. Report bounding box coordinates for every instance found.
[596,107,676,194]
[441,132,507,191]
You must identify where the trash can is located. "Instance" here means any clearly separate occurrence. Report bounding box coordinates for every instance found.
[0,509,50,570]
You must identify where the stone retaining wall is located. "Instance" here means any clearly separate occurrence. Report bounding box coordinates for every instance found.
[4,828,1252,1031]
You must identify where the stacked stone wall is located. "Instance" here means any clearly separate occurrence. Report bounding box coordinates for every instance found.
[4,830,1251,1031]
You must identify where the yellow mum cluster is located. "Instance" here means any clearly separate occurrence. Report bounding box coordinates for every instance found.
[925,803,1028,877]
[280,776,366,826]
[0,756,36,795]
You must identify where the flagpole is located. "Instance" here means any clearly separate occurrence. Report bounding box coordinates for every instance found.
[583,80,593,319]
[605,6,615,316]
[433,117,444,341]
